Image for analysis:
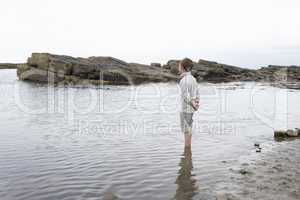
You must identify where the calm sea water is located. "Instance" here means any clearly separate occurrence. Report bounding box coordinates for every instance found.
[0,69,299,200]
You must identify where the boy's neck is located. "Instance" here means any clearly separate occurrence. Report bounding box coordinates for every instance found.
[180,71,191,78]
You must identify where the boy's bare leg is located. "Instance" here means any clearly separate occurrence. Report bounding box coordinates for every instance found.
[184,133,192,147]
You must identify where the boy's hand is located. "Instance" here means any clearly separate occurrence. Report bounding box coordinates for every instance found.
[191,99,199,111]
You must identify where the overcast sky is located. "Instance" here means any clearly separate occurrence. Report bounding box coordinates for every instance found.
[1,0,299,68]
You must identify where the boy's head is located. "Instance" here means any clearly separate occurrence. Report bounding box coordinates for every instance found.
[178,58,193,74]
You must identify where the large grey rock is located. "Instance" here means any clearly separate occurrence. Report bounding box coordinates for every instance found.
[19,68,62,83]
[28,53,50,70]
[17,53,178,85]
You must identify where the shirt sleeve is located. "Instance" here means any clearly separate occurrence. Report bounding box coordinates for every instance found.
[180,80,190,104]
[190,80,199,100]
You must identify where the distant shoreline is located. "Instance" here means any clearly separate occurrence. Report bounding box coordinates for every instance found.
[0,63,19,69]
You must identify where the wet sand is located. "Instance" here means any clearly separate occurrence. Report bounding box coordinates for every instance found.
[215,138,300,200]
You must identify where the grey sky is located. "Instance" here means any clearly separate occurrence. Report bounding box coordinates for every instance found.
[1,0,299,68]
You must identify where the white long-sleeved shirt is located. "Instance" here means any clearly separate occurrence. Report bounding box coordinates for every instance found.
[179,72,199,113]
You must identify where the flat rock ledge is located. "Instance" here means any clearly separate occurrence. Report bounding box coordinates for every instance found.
[17,53,178,85]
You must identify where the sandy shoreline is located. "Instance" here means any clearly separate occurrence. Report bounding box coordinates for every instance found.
[214,138,300,200]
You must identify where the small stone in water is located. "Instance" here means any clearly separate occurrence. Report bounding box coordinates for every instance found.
[256,148,261,153]
[239,169,252,175]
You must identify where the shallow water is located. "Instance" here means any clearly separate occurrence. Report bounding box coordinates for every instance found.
[0,69,299,200]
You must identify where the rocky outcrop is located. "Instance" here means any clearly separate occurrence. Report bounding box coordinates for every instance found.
[162,59,259,82]
[161,60,300,87]
[0,63,19,69]
[274,129,300,138]
[257,65,300,82]
[17,53,178,85]
[162,60,300,84]
[257,65,300,90]
[16,53,300,87]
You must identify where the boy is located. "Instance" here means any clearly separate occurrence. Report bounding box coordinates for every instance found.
[178,58,199,147]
